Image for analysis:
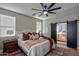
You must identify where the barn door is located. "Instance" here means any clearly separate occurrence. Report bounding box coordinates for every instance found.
[51,23,57,43]
[67,21,77,49]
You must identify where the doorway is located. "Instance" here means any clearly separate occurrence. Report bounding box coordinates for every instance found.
[51,20,77,49]
[57,22,67,46]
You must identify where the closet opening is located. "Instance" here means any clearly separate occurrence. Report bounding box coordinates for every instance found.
[51,20,77,49]
[56,22,67,46]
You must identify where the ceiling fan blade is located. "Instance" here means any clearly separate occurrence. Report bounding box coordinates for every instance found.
[48,3,56,9]
[32,8,42,11]
[48,7,62,11]
[40,3,45,10]
[48,12,56,14]
[32,12,42,16]
[39,12,43,16]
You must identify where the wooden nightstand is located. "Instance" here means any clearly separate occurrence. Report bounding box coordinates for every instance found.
[3,39,18,54]
[0,41,3,56]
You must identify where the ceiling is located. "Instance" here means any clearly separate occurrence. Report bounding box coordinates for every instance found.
[0,3,79,20]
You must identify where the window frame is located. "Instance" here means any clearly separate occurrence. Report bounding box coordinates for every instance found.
[0,14,16,37]
[36,21,42,34]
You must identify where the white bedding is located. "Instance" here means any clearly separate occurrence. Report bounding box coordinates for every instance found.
[17,34,55,56]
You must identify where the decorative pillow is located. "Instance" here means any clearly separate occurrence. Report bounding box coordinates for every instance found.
[38,33,40,37]
[42,36,50,39]
[29,34,33,40]
[35,34,40,39]
[23,32,40,40]
[28,32,32,35]
[17,34,23,39]
[32,32,37,36]
[23,32,32,40]
[23,32,29,40]
[32,33,40,40]
[33,32,40,37]
[32,35,35,40]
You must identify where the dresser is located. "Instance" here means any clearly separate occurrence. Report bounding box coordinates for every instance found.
[3,39,18,53]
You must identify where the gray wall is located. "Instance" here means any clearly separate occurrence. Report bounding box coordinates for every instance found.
[0,8,42,50]
[77,21,79,49]
[43,6,79,49]
[0,8,42,41]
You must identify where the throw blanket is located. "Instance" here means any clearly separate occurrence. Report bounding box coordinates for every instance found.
[24,37,53,50]
[42,36,53,48]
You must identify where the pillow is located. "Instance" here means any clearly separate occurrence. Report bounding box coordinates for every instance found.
[23,32,29,40]
[32,32,37,36]
[17,34,23,39]
[35,34,40,39]
[29,34,33,40]
[33,32,40,37]
[28,32,32,35]
[42,36,50,39]
[38,33,40,37]
[32,33,40,40]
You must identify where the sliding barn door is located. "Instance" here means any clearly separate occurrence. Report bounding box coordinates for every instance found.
[67,21,77,49]
[51,23,57,43]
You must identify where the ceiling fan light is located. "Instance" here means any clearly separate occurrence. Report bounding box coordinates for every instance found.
[44,11,48,15]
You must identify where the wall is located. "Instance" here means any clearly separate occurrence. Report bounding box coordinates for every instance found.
[0,8,42,41]
[77,21,79,49]
[43,6,79,49]
[0,8,42,50]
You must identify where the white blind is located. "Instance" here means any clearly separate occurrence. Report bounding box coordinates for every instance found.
[0,14,16,37]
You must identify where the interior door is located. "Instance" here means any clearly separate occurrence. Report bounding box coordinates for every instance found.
[51,23,57,43]
[67,21,77,49]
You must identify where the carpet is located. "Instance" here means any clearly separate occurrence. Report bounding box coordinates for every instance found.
[2,46,79,56]
[47,46,69,56]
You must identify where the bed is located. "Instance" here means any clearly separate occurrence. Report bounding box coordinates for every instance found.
[17,33,55,56]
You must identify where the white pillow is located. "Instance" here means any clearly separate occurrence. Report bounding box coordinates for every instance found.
[29,34,33,40]
[33,34,39,40]
[16,34,23,41]
[18,34,23,39]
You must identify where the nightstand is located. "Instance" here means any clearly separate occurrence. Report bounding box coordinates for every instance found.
[0,50,3,56]
[3,39,18,53]
[0,41,3,56]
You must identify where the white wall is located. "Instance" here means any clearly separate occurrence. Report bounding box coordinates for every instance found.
[43,6,79,49]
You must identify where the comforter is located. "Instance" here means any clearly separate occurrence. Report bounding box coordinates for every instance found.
[18,37,55,56]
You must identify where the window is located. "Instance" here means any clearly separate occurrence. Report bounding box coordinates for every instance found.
[36,21,42,34]
[0,14,16,37]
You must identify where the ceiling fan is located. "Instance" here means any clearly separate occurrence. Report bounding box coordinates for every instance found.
[32,3,62,17]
